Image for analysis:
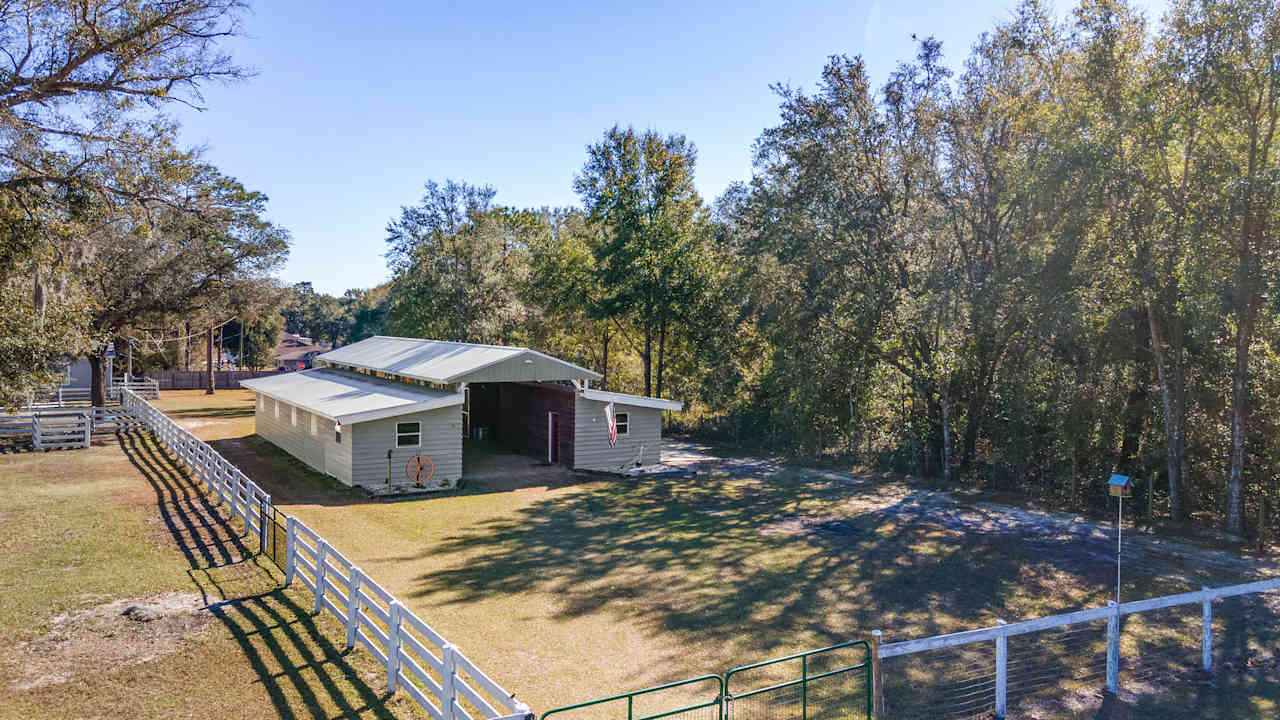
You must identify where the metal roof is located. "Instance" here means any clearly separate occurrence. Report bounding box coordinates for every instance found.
[240,368,463,425]
[315,336,602,383]
[581,388,684,412]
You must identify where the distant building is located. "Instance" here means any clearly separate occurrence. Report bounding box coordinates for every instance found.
[241,336,682,491]
[273,333,332,371]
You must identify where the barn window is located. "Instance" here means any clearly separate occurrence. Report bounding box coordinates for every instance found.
[396,421,421,447]
[335,422,342,444]
[615,412,629,436]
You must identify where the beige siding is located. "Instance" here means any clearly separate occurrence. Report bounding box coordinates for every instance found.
[253,393,351,484]
[573,397,663,473]
[350,406,462,490]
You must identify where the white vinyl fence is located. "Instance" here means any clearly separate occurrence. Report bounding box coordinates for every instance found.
[120,389,533,720]
[872,576,1280,718]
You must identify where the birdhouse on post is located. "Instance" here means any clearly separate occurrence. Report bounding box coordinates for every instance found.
[1109,473,1133,498]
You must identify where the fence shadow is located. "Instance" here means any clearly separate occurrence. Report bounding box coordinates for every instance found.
[115,430,400,720]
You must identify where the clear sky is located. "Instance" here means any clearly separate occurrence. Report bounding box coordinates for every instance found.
[173,0,1169,296]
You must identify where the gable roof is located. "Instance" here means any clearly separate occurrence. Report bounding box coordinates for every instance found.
[315,336,602,384]
[240,368,463,424]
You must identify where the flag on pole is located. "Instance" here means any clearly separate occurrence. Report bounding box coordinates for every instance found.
[604,401,618,447]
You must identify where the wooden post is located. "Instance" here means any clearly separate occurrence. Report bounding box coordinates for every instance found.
[1201,586,1213,672]
[205,326,214,395]
[314,541,328,615]
[387,601,403,694]
[285,515,297,586]
[870,630,885,720]
[1106,601,1119,694]
[345,567,362,650]
[258,497,269,555]
[442,643,459,720]
[995,619,1007,718]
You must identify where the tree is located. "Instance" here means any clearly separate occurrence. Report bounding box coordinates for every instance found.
[0,0,249,406]
[574,127,708,397]
[385,181,533,344]
[80,159,289,404]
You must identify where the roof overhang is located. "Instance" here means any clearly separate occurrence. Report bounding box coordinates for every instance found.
[240,369,464,425]
[581,388,684,412]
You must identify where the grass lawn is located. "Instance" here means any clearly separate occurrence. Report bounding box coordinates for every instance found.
[153,389,1280,720]
[0,424,426,720]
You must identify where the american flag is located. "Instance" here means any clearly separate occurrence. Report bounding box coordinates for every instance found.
[604,401,618,447]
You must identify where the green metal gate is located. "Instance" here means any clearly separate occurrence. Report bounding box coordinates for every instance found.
[539,640,872,720]
[724,640,872,720]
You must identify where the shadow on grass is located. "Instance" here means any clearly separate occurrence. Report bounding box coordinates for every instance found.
[403,473,1279,719]
[115,430,400,720]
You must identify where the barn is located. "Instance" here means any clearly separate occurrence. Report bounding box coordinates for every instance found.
[239,336,683,491]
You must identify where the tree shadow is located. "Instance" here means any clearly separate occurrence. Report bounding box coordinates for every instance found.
[115,430,400,720]
[396,472,1279,718]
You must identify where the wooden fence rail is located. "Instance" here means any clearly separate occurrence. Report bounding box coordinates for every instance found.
[118,389,532,720]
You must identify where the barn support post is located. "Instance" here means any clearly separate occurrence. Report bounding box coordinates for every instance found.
[994,619,1007,718]
[345,567,363,651]
[387,600,403,693]
[1106,601,1119,693]
[1201,586,1213,672]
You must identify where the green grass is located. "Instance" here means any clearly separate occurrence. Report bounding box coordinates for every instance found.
[151,390,1280,720]
[0,427,426,720]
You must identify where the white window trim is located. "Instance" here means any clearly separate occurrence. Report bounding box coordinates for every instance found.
[395,420,421,448]
[615,411,629,436]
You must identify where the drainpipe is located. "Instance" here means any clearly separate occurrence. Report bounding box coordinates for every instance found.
[387,447,393,487]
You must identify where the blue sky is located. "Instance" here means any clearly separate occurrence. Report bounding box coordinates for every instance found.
[174,0,1169,295]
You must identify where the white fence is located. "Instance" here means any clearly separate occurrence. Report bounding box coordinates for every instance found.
[872,576,1280,718]
[113,377,160,398]
[32,411,91,449]
[119,389,532,720]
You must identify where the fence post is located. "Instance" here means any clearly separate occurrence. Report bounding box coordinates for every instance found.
[442,643,459,720]
[346,567,363,651]
[995,619,1007,718]
[1106,601,1119,694]
[387,600,403,694]
[285,515,297,586]
[258,497,269,555]
[870,630,885,720]
[1201,586,1213,672]
[81,411,90,447]
[315,541,328,615]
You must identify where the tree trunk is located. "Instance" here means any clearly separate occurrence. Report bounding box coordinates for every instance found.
[1226,301,1257,535]
[89,353,106,407]
[655,316,668,398]
[1118,308,1150,468]
[184,322,190,371]
[1147,304,1184,522]
[205,326,214,395]
[600,329,610,391]
[642,321,652,398]
[941,390,952,484]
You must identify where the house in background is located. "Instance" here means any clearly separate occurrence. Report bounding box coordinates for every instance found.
[273,332,332,371]
[240,336,682,492]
